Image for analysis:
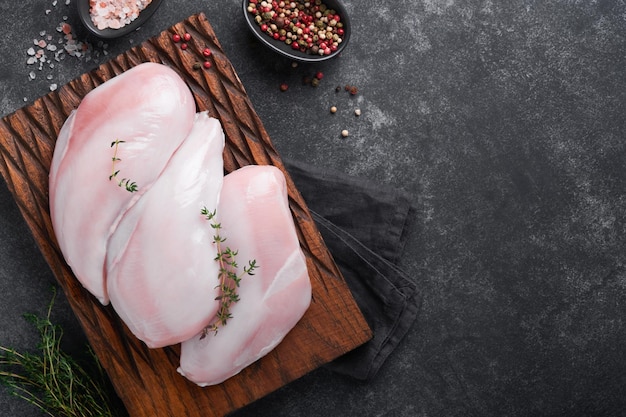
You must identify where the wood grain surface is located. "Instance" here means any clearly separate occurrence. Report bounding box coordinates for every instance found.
[0,13,371,417]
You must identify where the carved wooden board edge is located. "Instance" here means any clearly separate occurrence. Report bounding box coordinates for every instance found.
[0,13,372,417]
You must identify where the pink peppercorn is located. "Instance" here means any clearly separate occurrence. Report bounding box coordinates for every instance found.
[203,61,212,69]
[172,33,181,42]
[203,48,212,57]
[181,43,188,50]
[183,33,191,41]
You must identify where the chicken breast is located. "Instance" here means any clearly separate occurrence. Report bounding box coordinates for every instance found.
[49,62,196,304]
[178,165,312,386]
[106,112,225,348]
[50,62,311,380]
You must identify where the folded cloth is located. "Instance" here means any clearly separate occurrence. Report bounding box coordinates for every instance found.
[284,159,421,381]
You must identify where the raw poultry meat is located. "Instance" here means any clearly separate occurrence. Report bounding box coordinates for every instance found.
[178,165,312,386]
[50,61,311,382]
[49,62,196,305]
[106,112,225,348]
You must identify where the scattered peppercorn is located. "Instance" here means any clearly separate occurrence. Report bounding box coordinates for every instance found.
[330,106,337,113]
[171,33,214,72]
[335,85,341,92]
[341,129,349,138]
[315,71,324,80]
[349,85,358,95]
[279,82,289,91]
[354,108,361,116]
[311,77,320,87]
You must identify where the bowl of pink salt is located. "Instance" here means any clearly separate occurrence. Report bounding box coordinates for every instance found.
[78,0,163,39]
[243,0,351,63]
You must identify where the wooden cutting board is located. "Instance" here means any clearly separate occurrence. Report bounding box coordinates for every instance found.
[0,13,371,417]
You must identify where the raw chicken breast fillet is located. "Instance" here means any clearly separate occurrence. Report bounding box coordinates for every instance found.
[50,61,312,381]
[49,62,196,304]
[106,112,225,348]
[178,165,312,386]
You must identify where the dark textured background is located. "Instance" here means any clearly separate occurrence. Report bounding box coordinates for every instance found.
[2,1,626,416]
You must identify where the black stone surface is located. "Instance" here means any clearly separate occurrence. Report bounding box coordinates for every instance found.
[1,1,626,416]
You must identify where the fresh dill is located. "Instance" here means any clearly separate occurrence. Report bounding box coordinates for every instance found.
[0,288,128,417]
[109,139,138,193]
[200,207,258,338]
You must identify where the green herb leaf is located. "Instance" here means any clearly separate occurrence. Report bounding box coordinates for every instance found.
[0,288,128,417]
[200,207,258,337]
[109,139,138,193]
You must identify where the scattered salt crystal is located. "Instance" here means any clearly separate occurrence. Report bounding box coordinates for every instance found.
[25,3,108,85]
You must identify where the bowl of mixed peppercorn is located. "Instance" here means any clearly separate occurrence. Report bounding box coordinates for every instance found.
[243,0,351,62]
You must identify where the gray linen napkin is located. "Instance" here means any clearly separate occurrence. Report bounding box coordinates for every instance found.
[284,159,421,381]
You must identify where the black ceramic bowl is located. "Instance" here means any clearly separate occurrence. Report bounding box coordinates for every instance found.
[77,0,164,39]
[243,0,351,63]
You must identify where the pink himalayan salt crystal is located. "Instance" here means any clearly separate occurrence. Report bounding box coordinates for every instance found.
[89,0,153,31]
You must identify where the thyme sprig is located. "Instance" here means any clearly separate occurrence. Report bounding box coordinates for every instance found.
[0,288,128,417]
[109,139,138,193]
[200,207,258,338]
